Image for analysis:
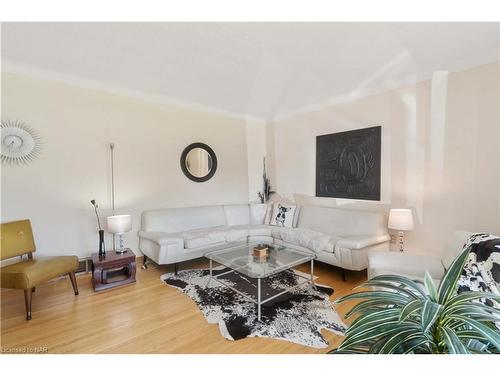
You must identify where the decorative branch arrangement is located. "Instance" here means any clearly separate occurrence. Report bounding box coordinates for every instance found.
[90,199,105,258]
[257,157,275,203]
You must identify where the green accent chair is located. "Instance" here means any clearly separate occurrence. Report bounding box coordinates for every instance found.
[1,219,79,320]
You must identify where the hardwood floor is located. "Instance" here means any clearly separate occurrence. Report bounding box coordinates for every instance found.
[0,257,365,354]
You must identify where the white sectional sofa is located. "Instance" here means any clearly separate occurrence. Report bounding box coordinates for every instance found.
[139,203,390,279]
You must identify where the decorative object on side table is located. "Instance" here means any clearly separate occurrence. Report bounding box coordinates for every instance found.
[1,119,43,166]
[388,208,414,252]
[91,251,136,292]
[90,199,105,258]
[107,214,132,253]
[257,157,275,203]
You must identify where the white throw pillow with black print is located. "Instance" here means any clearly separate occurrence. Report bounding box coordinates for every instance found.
[270,203,297,228]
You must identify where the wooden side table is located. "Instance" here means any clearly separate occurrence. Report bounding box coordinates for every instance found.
[91,250,136,292]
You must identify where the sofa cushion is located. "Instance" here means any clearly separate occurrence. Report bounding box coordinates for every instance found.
[176,227,226,249]
[335,234,391,250]
[250,203,268,224]
[297,205,387,237]
[223,204,250,226]
[368,251,445,281]
[214,226,249,242]
[142,205,226,232]
[222,224,273,237]
[271,227,338,253]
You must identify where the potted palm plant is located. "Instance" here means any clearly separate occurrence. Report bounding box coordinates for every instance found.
[331,248,500,353]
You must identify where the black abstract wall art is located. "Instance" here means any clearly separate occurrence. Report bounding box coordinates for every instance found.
[316,126,381,201]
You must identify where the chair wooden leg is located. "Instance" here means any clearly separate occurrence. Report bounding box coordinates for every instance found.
[24,289,33,320]
[68,272,79,295]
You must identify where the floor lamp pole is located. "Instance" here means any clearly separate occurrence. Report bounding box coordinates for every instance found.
[110,142,115,251]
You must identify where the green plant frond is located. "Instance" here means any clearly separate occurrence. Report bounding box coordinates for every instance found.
[447,315,500,350]
[445,301,500,317]
[344,299,396,318]
[329,346,371,354]
[335,290,412,305]
[339,322,420,350]
[366,274,427,297]
[347,308,401,333]
[424,272,438,302]
[437,248,470,304]
[444,291,500,310]
[377,327,424,353]
[398,299,423,323]
[355,280,421,299]
[421,299,442,333]
[401,336,433,354]
[441,327,469,354]
[465,338,490,353]
[443,306,500,323]
[455,329,491,341]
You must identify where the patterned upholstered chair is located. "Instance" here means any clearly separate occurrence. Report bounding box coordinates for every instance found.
[0,219,79,320]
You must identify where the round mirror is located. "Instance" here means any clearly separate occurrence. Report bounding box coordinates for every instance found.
[180,143,217,182]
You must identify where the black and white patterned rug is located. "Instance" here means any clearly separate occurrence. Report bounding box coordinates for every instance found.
[161,267,346,348]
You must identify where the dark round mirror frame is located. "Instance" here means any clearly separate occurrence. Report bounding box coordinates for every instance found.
[180,142,218,182]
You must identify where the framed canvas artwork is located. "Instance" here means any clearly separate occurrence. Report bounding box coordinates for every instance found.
[316,126,381,201]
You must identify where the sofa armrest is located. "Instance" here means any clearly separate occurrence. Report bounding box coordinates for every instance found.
[336,234,391,250]
[138,231,184,247]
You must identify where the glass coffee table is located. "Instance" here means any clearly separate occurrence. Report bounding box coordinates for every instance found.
[205,242,316,321]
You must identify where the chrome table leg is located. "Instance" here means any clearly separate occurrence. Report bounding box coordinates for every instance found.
[310,259,316,289]
[257,278,261,321]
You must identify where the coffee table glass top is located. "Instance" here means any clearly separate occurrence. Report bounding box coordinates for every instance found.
[205,242,315,278]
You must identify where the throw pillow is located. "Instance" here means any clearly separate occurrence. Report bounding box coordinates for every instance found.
[269,203,297,228]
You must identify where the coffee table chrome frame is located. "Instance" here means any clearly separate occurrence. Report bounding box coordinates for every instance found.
[208,258,316,321]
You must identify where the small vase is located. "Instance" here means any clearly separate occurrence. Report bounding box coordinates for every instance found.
[98,229,106,258]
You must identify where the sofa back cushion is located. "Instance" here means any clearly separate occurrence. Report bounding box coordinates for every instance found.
[142,205,227,233]
[249,203,268,224]
[297,205,387,237]
[223,204,250,225]
[441,230,473,269]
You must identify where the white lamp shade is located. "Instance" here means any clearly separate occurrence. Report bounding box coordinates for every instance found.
[388,209,414,231]
[107,214,132,234]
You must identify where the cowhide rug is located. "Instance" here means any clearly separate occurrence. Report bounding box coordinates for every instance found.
[161,267,346,348]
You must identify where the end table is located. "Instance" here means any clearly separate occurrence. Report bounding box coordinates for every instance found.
[91,250,136,292]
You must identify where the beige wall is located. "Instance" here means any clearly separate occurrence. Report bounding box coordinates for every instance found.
[1,73,250,258]
[271,61,500,256]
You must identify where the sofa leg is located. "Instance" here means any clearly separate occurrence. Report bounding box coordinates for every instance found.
[342,269,347,282]
[68,272,79,295]
[174,263,179,275]
[24,289,33,320]
[141,255,148,270]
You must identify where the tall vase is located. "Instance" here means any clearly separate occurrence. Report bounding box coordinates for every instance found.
[98,229,105,258]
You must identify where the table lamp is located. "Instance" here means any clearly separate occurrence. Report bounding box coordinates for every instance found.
[107,214,132,254]
[388,209,414,252]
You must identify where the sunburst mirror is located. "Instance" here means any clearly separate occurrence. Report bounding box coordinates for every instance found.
[1,120,43,166]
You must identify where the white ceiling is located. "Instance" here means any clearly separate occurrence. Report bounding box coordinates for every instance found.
[2,22,499,120]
